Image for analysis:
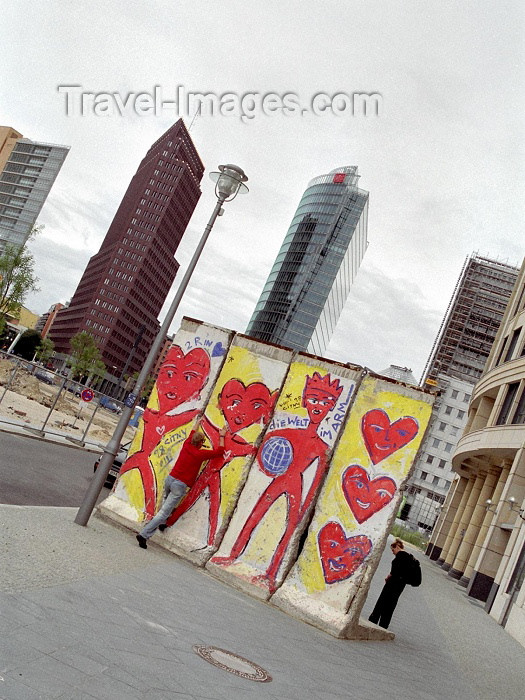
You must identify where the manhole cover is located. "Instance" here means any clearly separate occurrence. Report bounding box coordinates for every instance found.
[192,645,272,682]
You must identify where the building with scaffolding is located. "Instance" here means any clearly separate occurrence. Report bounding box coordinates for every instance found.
[401,254,519,532]
[421,254,519,386]
[427,257,525,648]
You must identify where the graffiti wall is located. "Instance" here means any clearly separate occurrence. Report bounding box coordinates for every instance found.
[109,318,233,522]
[271,375,434,637]
[207,357,360,599]
[99,318,434,638]
[159,335,293,564]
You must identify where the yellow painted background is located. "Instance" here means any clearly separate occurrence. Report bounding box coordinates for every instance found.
[296,377,433,594]
[202,344,281,521]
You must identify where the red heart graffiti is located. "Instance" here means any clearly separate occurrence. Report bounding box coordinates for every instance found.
[318,522,372,584]
[218,379,277,433]
[361,409,418,465]
[342,465,397,523]
[156,345,210,415]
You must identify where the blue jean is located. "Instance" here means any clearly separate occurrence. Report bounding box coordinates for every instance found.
[139,475,188,540]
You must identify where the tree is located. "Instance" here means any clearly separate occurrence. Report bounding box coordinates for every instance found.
[0,227,41,335]
[12,329,42,360]
[131,370,156,405]
[89,359,107,389]
[35,336,55,365]
[69,331,105,381]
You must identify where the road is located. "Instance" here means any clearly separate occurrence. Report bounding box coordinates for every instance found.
[0,431,110,506]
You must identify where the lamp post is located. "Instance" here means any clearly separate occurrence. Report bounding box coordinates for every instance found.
[75,164,248,526]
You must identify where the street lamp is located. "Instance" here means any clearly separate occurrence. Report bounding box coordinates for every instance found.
[75,164,248,526]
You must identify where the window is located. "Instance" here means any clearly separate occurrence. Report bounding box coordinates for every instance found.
[421,471,428,480]
[451,390,459,399]
[439,421,447,432]
[457,410,465,420]
[463,393,470,403]
[438,459,446,469]
[432,476,439,485]
[444,405,452,415]
[432,438,440,448]
[496,383,520,425]
[504,328,522,362]
[511,388,525,425]
[426,455,434,464]
[444,443,453,453]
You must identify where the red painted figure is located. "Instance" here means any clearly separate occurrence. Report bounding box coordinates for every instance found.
[163,378,278,545]
[212,372,343,592]
[118,345,210,517]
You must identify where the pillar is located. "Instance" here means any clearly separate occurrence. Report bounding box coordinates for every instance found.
[466,460,511,603]
[460,468,499,587]
[426,477,459,561]
[448,471,486,579]
[441,474,474,571]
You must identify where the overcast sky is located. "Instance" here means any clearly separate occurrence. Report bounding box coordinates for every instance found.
[2,0,523,380]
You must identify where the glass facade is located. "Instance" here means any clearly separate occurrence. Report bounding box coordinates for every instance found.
[246,166,369,356]
[0,138,69,252]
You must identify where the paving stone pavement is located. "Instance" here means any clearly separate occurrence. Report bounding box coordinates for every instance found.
[1,502,524,700]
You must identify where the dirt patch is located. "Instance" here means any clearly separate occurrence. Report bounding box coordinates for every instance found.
[0,359,137,445]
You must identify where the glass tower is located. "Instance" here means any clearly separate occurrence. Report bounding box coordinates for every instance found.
[247,166,369,356]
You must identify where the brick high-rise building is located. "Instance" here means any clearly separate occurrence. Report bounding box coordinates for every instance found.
[50,120,203,376]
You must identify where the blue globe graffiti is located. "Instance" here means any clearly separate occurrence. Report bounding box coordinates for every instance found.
[260,436,294,476]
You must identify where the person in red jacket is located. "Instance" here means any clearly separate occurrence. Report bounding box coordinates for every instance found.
[136,419,226,549]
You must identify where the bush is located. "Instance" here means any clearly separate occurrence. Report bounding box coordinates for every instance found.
[391,523,428,551]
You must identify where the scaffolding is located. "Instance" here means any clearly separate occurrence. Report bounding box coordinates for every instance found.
[420,253,519,386]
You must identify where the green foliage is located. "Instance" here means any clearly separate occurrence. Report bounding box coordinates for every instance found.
[391,523,429,551]
[130,370,156,404]
[69,331,105,380]
[35,336,55,364]
[13,329,42,360]
[0,227,41,325]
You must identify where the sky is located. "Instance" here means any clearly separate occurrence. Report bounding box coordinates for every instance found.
[1,0,524,381]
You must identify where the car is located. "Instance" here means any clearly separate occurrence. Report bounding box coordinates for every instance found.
[65,382,83,396]
[93,441,131,487]
[35,369,55,385]
[99,395,122,413]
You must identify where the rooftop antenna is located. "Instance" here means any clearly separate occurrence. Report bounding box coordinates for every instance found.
[188,104,201,132]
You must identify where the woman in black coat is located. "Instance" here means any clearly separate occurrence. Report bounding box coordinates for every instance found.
[368,538,412,629]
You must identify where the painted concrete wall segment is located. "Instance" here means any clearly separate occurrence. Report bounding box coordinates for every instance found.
[271,375,434,636]
[160,334,293,564]
[207,357,361,598]
[112,318,233,521]
[99,319,434,638]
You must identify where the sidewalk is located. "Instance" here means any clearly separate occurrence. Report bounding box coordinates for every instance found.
[0,416,103,453]
[1,503,524,700]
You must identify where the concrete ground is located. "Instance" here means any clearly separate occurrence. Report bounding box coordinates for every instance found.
[1,500,524,700]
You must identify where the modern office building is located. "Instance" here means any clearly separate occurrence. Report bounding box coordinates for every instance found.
[379,365,417,384]
[402,254,519,531]
[427,258,525,648]
[0,126,69,252]
[35,302,66,338]
[50,119,203,377]
[246,166,369,356]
